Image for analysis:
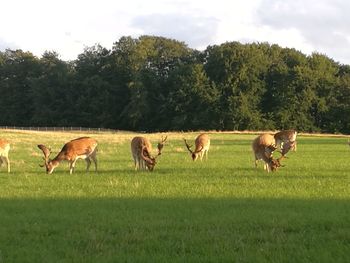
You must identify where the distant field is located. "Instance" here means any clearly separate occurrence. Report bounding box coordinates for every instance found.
[0,130,349,263]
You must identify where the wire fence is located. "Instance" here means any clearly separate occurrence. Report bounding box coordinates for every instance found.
[1,126,349,137]
[0,126,119,133]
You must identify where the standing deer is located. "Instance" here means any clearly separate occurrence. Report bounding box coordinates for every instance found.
[38,137,98,174]
[0,139,10,173]
[274,130,297,155]
[252,133,285,172]
[131,136,167,171]
[184,133,210,161]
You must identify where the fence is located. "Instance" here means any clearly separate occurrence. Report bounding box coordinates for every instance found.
[0,126,119,133]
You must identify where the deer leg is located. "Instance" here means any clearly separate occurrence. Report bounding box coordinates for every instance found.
[263,162,271,172]
[90,151,98,172]
[293,141,297,151]
[85,158,91,172]
[137,157,142,170]
[280,141,285,151]
[134,158,138,171]
[266,164,271,173]
[92,156,97,172]
[69,160,77,174]
[5,157,10,173]
[133,154,139,170]
[141,159,146,170]
[199,151,204,161]
[254,154,258,168]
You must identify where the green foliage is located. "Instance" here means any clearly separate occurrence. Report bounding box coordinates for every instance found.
[165,63,219,130]
[0,50,41,125]
[1,36,350,133]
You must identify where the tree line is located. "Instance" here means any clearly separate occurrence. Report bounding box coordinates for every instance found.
[1,35,350,133]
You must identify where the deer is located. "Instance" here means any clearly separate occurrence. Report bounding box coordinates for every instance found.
[131,135,167,171]
[274,130,297,155]
[0,139,10,173]
[38,137,98,174]
[252,133,285,172]
[184,133,210,161]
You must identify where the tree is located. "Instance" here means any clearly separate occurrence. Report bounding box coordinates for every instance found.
[0,49,41,125]
[165,63,219,130]
[117,35,195,131]
[204,42,271,130]
[30,51,74,126]
[73,45,118,127]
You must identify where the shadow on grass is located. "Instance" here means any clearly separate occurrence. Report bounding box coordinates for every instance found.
[0,197,349,262]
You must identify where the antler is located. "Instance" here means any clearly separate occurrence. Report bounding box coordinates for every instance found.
[157,135,168,156]
[37,144,51,167]
[276,152,286,167]
[183,139,193,154]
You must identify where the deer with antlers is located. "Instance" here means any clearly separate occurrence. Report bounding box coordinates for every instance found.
[274,130,297,155]
[38,137,98,174]
[184,133,210,161]
[252,133,285,172]
[131,136,167,171]
[0,139,10,173]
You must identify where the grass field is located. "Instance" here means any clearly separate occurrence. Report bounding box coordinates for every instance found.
[0,130,349,263]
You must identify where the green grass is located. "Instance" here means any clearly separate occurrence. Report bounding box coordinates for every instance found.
[0,130,349,262]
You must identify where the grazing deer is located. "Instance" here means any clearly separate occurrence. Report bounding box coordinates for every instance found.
[38,137,98,174]
[184,133,210,161]
[274,130,297,155]
[252,133,285,172]
[131,136,167,171]
[0,139,10,173]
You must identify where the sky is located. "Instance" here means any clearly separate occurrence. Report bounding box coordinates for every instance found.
[1,0,349,64]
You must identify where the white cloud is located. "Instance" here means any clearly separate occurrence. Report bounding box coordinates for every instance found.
[255,0,350,64]
[0,0,349,64]
[131,14,219,48]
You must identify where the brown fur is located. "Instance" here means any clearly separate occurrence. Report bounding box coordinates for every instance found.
[38,137,98,174]
[274,130,297,154]
[184,133,210,161]
[131,136,167,171]
[0,139,10,173]
[252,134,281,172]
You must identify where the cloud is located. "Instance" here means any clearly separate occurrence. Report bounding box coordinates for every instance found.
[255,0,350,64]
[0,38,18,51]
[131,13,219,49]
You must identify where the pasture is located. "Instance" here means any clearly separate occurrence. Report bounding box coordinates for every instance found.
[0,130,349,263]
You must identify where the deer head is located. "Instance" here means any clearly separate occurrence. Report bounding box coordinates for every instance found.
[139,136,167,171]
[157,136,168,155]
[183,139,203,161]
[37,144,55,174]
[270,152,286,171]
[140,147,157,171]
